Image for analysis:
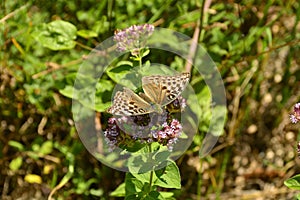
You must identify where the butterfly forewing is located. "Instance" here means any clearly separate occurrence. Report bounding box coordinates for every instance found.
[108,88,153,116]
[107,72,190,116]
[142,72,190,106]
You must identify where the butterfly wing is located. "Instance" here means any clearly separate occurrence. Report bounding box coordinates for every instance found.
[107,88,153,116]
[140,75,165,104]
[141,72,190,106]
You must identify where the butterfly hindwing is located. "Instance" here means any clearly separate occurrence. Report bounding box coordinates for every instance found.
[108,88,153,116]
[141,76,165,104]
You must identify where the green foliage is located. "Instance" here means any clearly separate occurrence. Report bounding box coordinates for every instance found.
[1,0,300,199]
[285,174,300,190]
[111,161,180,199]
[32,20,77,50]
[9,157,23,171]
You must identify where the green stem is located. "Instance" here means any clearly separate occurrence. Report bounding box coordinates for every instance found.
[148,143,154,191]
[149,170,154,189]
[138,49,143,70]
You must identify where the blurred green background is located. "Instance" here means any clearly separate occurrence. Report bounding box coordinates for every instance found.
[1,0,300,199]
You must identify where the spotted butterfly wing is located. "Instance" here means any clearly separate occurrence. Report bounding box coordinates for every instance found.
[107,72,190,116]
[107,88,154,116]
[141,72,190,106]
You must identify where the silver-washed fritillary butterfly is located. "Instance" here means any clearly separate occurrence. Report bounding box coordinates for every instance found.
[107,72,190,116]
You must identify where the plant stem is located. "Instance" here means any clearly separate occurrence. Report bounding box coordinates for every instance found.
[138,49,143,70]
[148,144,154,191]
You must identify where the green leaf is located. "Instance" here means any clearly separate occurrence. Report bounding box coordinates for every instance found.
[125,194,141,200]
[128,143,164,174]
[59,85,74,98]
[154,151,171,162]
[77,29,98,38]
[64,76,114,112]
[125,173,144,195]
[160,191,175,199]
[116,61,134,68]
[8,140,24,151]
[154,161,181,189]
[284,174,300,190]
[141,49,150,58]
[89,188,103,196]
[9,157,23,171]
[75,178,97,194]
[139,63,175,77]
[32,20,77,50]
[147,191,163,199]
[106,64,138,90]
[39,140,53,155]
[130,171,155,185]
[110,183,126,197]
[96,79,114,93]
[27,151,39,160]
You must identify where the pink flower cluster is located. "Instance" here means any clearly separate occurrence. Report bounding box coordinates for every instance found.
[114,24,154,54]
[152,119,183,151]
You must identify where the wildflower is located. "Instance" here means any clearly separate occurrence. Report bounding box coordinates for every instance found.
[114,24,154,55]
[104,97,186,151]
[104,117,140,151]
[104,118,120,151]
[290,103,300,124]
[150,119,183,151]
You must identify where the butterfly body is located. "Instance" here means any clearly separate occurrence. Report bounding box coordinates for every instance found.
[107,72,190,116]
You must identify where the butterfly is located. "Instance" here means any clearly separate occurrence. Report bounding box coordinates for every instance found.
[107,72,190,116]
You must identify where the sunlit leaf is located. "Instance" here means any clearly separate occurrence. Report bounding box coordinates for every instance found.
[154,161,181,189]
[77,29,98,38]
[40,140,53,155]
[43,165,53,174]
[32,20,77,50]
[284,174,300,190]
[24,174,42,184]
[8,140,24,151]
[110,183,126,197]
[9,157,23,171]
